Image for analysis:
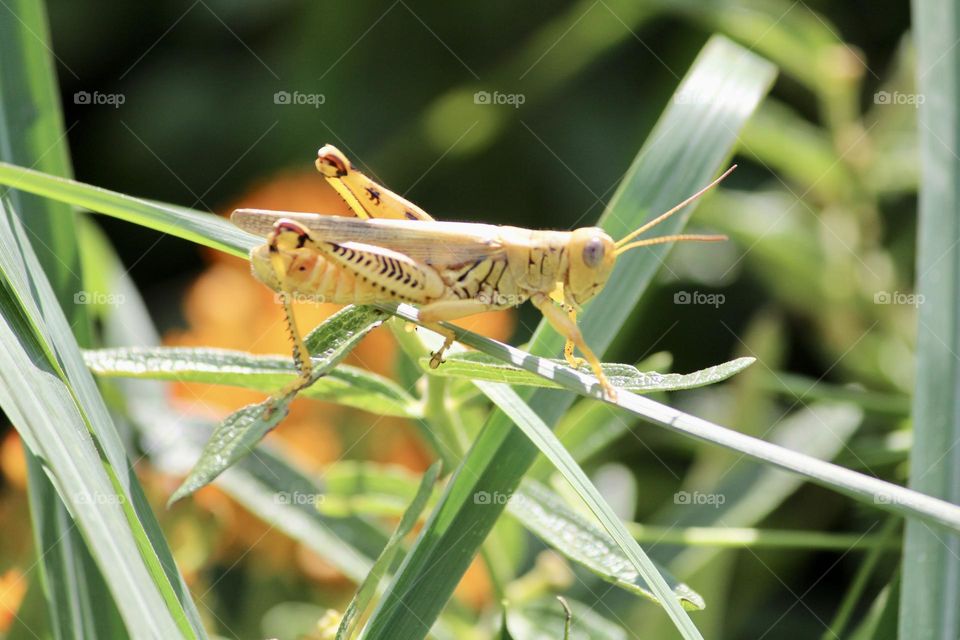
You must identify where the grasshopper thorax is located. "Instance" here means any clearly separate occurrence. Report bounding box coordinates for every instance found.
[565,227,617,306]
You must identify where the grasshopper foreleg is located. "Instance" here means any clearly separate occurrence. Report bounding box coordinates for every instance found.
[548,285,586,369]
[266,222,316,408]
[561,306,587,369]
[531,292,615,400]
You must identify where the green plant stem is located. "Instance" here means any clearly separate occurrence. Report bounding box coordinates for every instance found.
[823,518,900,640]
[381,301,960,533]
[628,523,899,552]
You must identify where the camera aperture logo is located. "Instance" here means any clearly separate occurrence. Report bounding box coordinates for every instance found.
[473,490,520,505]
[274,90,326,108]
[473,90,525,109]
[874,91,924,108]
[674,290,725,308]
[674,490,725,508]
[74,291,124,306]
[274,491,324,506]
[74,90,125,109]
[874,290,924,308]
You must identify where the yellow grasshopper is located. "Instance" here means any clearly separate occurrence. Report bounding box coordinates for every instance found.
[231,145,733,400]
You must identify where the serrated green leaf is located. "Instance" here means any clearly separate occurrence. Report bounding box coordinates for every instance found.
[510,480,704,610]
[420,351,754,392]
[170,305,385,502]
[83,346,419,418]
[168,399,292,505]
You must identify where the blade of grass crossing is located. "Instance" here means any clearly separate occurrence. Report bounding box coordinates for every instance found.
[900,0,960,636]
[0,202,195,637]
[337,462,441,639]
[0,0,123,635]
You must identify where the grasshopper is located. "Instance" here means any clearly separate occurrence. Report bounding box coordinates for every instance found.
[231,145,732,400]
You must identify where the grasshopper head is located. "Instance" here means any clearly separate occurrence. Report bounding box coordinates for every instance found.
[250,244,280,290]
[566,227,617,305]
[249,220,314,292]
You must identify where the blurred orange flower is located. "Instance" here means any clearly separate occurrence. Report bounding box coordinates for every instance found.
[0,431,26,491]
[0,568,26,633]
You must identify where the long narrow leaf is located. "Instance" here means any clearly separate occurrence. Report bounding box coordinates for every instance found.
[0,202,203,638]
[337,462,441,640]
[387,301,960,532]
[900,0,960,635]
[419,352,754,392]
[0,0,124,634]
[83,346,419,418]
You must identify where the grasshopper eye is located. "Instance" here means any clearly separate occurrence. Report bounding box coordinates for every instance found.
[582,237,605,268]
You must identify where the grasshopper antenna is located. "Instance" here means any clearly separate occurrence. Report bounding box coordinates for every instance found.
[615,165,736,255]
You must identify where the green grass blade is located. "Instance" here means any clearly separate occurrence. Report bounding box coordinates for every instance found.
[419,352,754,392]
[337,462,441,640]
[83,346,420,418]
[0,161,255,258]
[823,519,899,640]
[476,382,704,635]
[0,1,121,635]
[512,480,703,609]
[363,36,776,640]
[0,2,205,636]
[900,0,960,635]
[389,301,960,532]
[0,201,203,638]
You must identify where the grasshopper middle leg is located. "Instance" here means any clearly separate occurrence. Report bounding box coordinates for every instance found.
[418,299,496,367]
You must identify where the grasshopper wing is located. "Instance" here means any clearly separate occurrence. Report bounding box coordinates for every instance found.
[231,209,507,266]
